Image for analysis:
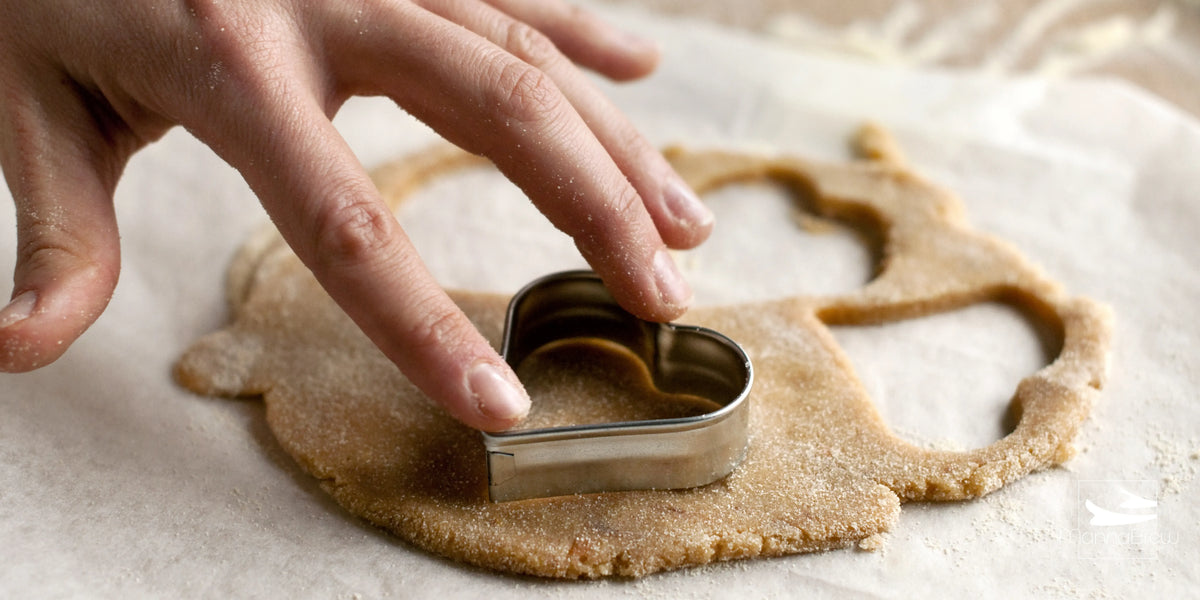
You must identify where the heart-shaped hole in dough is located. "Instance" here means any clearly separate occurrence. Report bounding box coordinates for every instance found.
[831,294,1063,451]
[682,178,883,305]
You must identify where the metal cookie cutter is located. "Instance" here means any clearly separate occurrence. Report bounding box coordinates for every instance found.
[482,270,753,502]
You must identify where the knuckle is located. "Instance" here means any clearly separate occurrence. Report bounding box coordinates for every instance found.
[16,232,69,270]
[611,122,654,161]
[489,59,563,126]
[19,215,90,262]
[569,185,642,256]
[15,227,119,292]
[502,21,561,69]
[309,192,399,270]
[606,183,643,217]
[177,1,299,105]
[403,301,467,359]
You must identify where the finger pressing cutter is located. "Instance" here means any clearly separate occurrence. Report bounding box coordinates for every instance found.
[482,270,753,502]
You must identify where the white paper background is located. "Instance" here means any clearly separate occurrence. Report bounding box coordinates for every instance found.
[2,3,1198,598]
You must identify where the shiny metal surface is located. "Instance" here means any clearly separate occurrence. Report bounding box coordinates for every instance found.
[483,271,753,502]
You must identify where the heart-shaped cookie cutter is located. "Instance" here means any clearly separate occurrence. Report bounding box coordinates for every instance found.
[482,270,753,502]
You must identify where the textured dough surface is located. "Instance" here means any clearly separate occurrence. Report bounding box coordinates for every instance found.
[176,129,1112,578]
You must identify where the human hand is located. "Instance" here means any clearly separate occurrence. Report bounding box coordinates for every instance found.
[0,0,714,431]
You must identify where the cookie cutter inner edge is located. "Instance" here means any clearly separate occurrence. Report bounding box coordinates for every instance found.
[482,270,754,502]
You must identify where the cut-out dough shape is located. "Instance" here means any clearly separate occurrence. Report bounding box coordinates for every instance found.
[176,126,1112,578]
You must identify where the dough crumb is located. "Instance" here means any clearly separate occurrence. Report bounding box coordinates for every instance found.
[857,533,887,552]
[853,122,908,165]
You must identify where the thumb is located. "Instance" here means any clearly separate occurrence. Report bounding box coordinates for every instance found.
[0,84,125,371]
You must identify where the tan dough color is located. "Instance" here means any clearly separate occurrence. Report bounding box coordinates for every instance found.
[176,127,1112,578]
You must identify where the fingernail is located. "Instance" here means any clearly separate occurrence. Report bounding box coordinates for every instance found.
[619,29,659,54]
[0,291,37,329]
[467,362,530,424]
[663,177,713,230]
[653,249,692,310]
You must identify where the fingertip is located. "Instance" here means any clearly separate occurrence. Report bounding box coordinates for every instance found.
[658,175,714,249]
[0,290,37,330]
[0,288,86,372]
[651,247,692,319]
[537,4,660,81]
[600,29,660,81]
[0,257,118,372]
[465,360,531,431]
[590,246,692,325]
[0,291,41,372]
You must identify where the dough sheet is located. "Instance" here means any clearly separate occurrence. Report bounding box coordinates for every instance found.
[175,129,1111,578]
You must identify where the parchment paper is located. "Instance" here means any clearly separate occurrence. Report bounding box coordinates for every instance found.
[2,3,1197,597]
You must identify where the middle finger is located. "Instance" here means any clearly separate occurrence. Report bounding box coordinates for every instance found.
[416,0,715,251]
[325,1,694,321]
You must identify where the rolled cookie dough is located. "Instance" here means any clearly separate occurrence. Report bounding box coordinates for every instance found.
[175,127,1112,578]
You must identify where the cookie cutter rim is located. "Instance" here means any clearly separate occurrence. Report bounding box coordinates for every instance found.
[482,270,753,502]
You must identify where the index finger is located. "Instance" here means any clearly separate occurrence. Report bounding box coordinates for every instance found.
[186,78,530,432]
